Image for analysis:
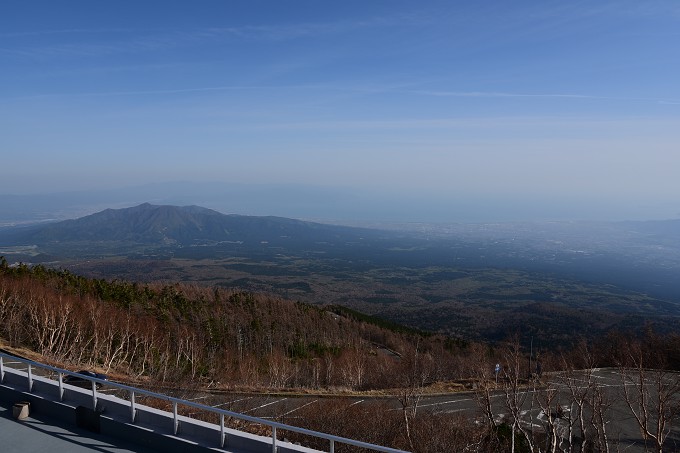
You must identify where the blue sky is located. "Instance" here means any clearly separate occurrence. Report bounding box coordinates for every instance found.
[2,1,680,221]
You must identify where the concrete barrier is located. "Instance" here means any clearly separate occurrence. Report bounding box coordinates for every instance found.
[12,401,30,419]
[0,353,408,453]
[0,367,319,453]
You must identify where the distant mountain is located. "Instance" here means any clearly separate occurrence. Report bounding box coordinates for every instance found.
[0,203,384,250]
[0,181,395,226]
[2,203,680,344]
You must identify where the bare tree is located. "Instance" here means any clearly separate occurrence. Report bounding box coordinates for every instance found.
[559,341,612,453]
[338,345,367,390]
[396,342,434,452]
[588,380,611,453]
[267,350,294,388]
[501,337,536,453]
[470,343,499,431]
[534,383,564,453]
[620,343,680,453]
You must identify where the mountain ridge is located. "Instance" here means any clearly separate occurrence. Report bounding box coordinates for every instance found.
[2,203,680,345]
[2,202,381,248]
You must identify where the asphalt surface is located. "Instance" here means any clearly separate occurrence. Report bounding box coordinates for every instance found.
[0,401,161,453]
[5,356,680,452]
[173,368,680,452]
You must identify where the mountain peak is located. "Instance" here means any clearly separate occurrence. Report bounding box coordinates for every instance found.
[7,203,372,251]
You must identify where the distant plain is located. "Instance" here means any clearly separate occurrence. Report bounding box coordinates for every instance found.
[2,201,679,345]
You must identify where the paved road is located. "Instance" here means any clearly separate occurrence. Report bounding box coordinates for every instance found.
[388,368,680,452]
[5,356,679,452]
[186,368,680,452]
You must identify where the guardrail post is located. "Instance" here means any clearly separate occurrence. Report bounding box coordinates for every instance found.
[130,390,136,422]
[173,401,179,434]
[220,413,226,448]
[58,372,64,400]
[0,353,409,453]
[91,380,98,410]
[27,363,33,392]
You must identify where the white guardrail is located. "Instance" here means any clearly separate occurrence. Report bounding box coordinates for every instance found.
[0,352,408,453]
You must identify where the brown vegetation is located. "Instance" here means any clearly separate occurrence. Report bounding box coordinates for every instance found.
[0,260,473,391]
[3,259,680,452]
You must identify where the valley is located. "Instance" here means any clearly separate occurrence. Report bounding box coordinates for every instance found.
[2,203,679,345]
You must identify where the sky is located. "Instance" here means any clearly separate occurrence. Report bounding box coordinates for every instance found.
[2,0,680,222]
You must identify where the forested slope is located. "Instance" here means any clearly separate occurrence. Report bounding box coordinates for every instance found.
[6,258,680,452]
[0,258,471,390]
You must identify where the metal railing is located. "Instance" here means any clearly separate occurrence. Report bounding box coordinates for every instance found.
[0,352,408,453]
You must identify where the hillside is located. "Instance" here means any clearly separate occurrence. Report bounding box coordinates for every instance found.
[5,260,680,453]
[0,261,469,390]
[2,204,680,345]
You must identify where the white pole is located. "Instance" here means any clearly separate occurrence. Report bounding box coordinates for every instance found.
[220,414,225,448]
[130,390,136,422]
[173,402,178,434]
[91,380,97,410]
[28,364,33,392]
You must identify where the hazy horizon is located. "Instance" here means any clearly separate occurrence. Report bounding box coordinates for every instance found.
[1,181,679,225]
[2,1,680,223]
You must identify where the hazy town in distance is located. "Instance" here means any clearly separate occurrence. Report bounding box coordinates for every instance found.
[2,2,680,452]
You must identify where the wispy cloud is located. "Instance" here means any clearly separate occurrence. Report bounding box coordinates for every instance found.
[410,90,680,105]
[3,82,403,101]
[410,90,599,99]
[5,85,278,100]
[0,28,135,38]
[0,35,185,59]
[198,18,387,42]
[7,82,680,108]
[236,115,672,132]
[0,14,401,61]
